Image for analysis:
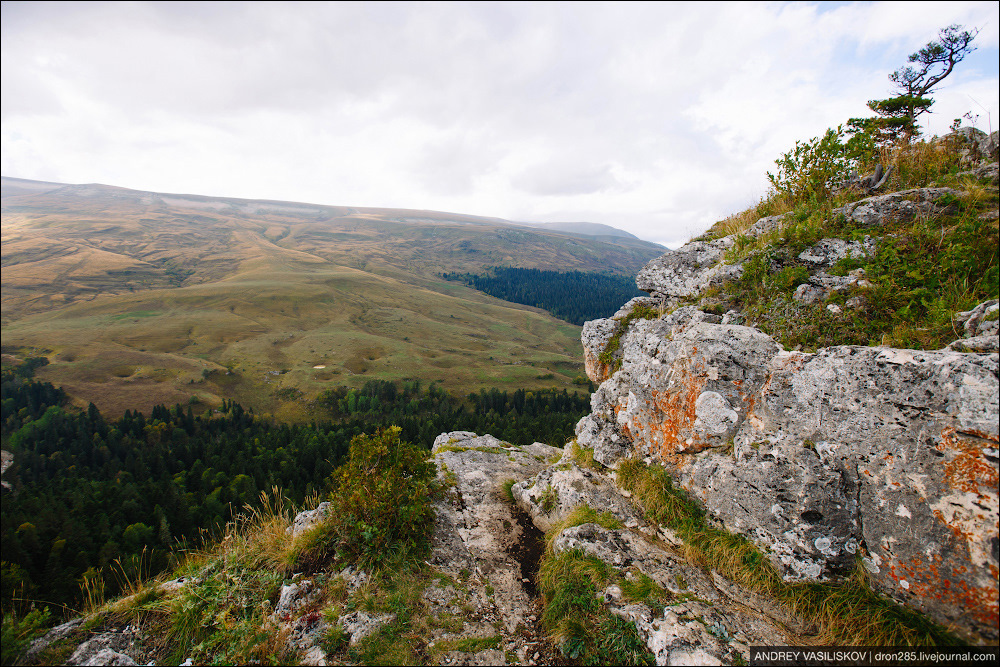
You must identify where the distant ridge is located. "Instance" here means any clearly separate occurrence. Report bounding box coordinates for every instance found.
[1,176,660,246]
[514,220,642,240]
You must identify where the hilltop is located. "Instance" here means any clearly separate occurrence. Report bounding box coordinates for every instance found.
[1,178,664,418]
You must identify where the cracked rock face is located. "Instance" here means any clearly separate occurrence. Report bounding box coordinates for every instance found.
[580,308,999,641]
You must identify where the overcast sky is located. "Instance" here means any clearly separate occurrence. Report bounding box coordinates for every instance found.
[2,1,998,247]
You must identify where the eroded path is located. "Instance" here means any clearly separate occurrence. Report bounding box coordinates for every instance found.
[427,432,566,665]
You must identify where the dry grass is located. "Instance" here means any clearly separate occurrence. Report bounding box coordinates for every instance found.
[3,181,663,417]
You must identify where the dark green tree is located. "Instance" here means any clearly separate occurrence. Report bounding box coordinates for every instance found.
[851,24,978,143]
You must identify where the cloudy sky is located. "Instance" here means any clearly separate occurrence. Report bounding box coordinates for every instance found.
[2,1,997,247]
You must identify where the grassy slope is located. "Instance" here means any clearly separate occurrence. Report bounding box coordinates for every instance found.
[693,135,999,352]
[2,181,662,418]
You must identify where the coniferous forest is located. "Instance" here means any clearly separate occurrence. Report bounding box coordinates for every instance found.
[442,267,646,325]
[0,360,589,612]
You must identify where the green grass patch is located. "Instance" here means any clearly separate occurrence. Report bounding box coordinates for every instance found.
[568,440,603,471]
[704,130,998,352]
[713,196,997,351]
[538,549,654,665]
[535,505,655,664]
[109,310,162,320]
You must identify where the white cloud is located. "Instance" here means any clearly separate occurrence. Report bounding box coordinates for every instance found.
[2,1,997,247]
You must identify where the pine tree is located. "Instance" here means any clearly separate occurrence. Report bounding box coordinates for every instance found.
[851,25,978,143]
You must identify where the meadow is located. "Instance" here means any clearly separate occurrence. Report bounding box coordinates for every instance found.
[1,179,662,418]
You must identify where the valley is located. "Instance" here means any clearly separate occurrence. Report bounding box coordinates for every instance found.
[1,177,663,418]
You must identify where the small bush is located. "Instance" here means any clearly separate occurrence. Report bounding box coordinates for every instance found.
[324,427,438,567]
[1,606,52,665]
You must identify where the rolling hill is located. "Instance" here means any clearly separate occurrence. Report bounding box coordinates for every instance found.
[1,177,665,419]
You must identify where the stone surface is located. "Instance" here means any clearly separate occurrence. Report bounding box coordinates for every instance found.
[575,414,629,468]
[797,237,874,267]
[955,299,1000,338]
[579,307,999,641]
[946,335,1000,353]
[65,626,143,666]
[950,128,1000,164]
[745,214,789,237]
[636,239,743,300]
[273,578,320,622]
[512,465,640,533]
[522,488,800,664]
[835,187,959,228]
[427,433,566,663]
[25,617,84,661]
[79,648,137,666]
[338,610,396,646]
[287,501,331,537]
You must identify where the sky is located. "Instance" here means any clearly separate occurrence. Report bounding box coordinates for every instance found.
[2,1,998,248]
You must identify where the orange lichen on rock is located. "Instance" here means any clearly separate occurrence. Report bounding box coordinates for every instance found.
[583,347,612,384]
[886,553,1000,634]
[937,427,999,495]
[644,370,705,461]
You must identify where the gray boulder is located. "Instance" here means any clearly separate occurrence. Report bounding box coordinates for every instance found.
[582,312,999,641]
[955,299,999,338]
[636,239,743,300]
[512,464,640,533]
[575,414,629,468]
[797,237,875,267]
[338,610,396,646]
[287,502,331,537]
[836,187,959,228]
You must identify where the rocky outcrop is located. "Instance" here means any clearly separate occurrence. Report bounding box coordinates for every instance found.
[511,446,811,663]
[578,303,999,641]
[636,239,744,301]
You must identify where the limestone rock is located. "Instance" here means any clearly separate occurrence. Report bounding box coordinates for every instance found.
[582,311,999,640]
[337,565,370,595]
[949,127,1000,164]
[611,602,739,666]
[65,626,142,666]
[946,335,1000,353]
[792,284,825,305]
[273,578,320,622]
[512,464,640,533]
[26,618,84,661]
[836,187,959,228]
[636,239,743,300]
[338,610,396,646]
[745,214,789,237]
[582,316,620,383]
[973,161,999,185]
[79,648,137,666]
[429,432,553,636]
[797,237,874,267]
[287,502,331,537]
[955,299,999,338]
[575,414,628,468]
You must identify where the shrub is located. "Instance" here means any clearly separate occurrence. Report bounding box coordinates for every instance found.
[1,607,52,665]
[325,427,438,567]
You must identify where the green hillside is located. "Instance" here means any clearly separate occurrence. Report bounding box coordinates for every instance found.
[1,180,663,418]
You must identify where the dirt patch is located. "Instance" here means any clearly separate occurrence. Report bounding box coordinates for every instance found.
[508,505,545,599]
